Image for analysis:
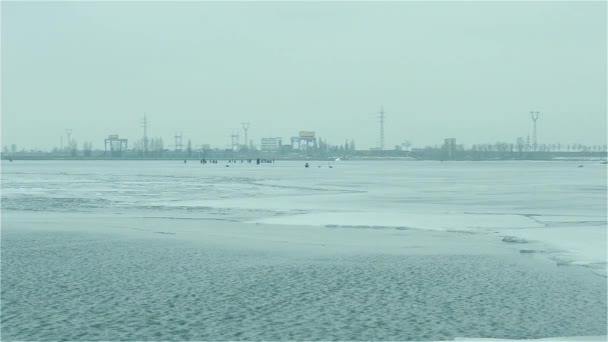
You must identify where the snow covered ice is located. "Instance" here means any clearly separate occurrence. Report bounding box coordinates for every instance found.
[1,160,606,340]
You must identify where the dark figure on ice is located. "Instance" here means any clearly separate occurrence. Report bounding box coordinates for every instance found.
[184,160,187,164]
[305,162,309,168]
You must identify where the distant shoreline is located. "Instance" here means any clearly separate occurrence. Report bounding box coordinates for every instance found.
[3,150,606,163]
[2,156,607,162]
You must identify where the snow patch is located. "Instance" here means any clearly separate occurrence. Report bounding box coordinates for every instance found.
[253,212,543,231]
[453,336,606,341]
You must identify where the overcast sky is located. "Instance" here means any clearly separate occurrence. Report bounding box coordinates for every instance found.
[2,1,606,150]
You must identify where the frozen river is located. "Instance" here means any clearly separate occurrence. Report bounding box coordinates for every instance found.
[1,160,606,340]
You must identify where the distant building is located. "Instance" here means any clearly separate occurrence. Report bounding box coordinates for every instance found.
[261,137,282,152]
[104,134,128,157]
[291,131,317,150]
[442,138,458,160]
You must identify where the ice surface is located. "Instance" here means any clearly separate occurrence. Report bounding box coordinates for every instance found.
[252,212,545,230]
[1,160,606,340]
[498,226,607,276]
[2,160,606,272]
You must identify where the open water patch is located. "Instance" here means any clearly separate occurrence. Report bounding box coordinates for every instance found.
[1,229,605,341]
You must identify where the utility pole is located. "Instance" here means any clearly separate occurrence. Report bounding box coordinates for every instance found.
[141,114,149,155]
[378,106,385,150]
[241,122,250,149]
[530,111,540,152]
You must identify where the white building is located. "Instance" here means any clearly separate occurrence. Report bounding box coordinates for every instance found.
[261,138,282,151]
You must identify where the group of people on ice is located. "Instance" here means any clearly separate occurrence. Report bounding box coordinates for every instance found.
[183,158,276,165]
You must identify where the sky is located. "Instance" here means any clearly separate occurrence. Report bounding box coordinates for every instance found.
[1,1,606,150]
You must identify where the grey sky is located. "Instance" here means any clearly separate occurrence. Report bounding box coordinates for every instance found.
[2,1,606,150]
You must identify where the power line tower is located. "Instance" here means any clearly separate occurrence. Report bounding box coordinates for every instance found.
[141,114,149,154]
[241,122,250,149]
[530,111,540,151]
[231,132,240,151]
[378,105,385,150]
[174,132,183,152]
[65,129,72,148]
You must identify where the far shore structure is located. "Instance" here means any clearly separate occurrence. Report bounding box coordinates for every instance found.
[2,110,607,161]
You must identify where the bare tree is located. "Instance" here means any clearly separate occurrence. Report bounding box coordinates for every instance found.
[516,137,525,157]
[83,142,93,157]
[69,140,78,157]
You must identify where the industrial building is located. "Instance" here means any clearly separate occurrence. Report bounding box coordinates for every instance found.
[290,131,317,150]
[104,134,128,156]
